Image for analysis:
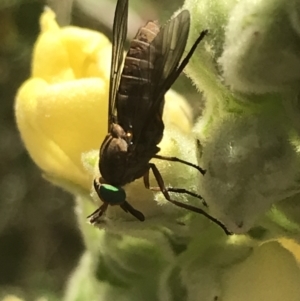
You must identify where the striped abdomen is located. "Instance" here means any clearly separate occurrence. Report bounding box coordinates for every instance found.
[116,21,161,135]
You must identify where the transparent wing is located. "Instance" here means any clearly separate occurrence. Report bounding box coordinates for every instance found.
[130,10,191,145]
[151,10,190,99]
[140,10,208,139]
[114,10,206,151]
[108,0,128,130]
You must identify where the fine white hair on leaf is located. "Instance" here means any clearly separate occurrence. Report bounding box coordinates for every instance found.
[195,113,300,233]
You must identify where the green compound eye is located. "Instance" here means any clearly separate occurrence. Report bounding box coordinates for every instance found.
[99,184,126,205]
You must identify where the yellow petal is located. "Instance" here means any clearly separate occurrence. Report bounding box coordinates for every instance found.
[59,27,111,79]
[164,89,193,134]
[14,8,111,191]
[32,8,74,82]
[222,241,300,301]
[40,7,60,32]
[279,238,300,264]
[32,8,110,83]
[15,77,108,190]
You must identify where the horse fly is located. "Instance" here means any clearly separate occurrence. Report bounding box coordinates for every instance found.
[88,0,230,235]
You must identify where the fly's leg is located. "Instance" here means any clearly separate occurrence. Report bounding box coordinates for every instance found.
[144,163,206,209]
[120,201,145,221]
[174,30,208,79]
[144,163,231,235]
[87,178,109,224]
[144,183,207,207]
[88,201,145,223]
[163,30,208,91]
[153,154,206,175]
[87,203,109,224]
[165,188,207,207]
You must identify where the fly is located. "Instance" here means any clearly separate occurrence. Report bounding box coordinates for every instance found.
[88,0,230,235]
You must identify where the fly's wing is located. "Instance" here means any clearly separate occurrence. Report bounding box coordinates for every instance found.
[151,10,190,99]
[131,10,191,145]
[108,0,128,130]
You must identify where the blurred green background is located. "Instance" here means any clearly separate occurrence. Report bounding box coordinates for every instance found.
[0,0,203,299]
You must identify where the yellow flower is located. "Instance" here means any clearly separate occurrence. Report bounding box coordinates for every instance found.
[222,241,300,301]
[15,8,110,191]
[15,8,193,192]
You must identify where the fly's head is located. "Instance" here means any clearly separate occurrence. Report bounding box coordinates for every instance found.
[88,177,127,224]
[94,177,126,207]
[94,178,126,206]
[91,177,145,222]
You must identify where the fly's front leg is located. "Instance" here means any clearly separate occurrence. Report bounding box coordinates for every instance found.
[87,203,109,224]
[144,163,231,235]
[120,201,145,221]
[167,188,207,207]
[153,154,206,175]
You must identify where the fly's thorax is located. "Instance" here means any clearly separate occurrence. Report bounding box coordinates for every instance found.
[99,124,132,185]
[110,123,126,138]
[99,131,159,186]
[100,125,127,155]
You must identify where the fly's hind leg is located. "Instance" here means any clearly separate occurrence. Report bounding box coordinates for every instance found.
[144,179,207,207]
[144,163,231,235]
[153,154,206,175]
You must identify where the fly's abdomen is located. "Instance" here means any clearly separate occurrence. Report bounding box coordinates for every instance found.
[116,21,160,129]
[122,21,159,81]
